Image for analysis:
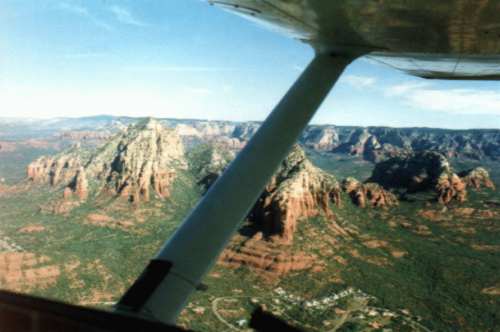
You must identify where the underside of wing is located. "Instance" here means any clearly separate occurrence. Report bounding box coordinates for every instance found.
[209,0,500,80]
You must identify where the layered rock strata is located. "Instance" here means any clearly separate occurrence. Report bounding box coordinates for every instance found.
[342,177,398,208]
[249,145,343,244]
[219,233,319,281]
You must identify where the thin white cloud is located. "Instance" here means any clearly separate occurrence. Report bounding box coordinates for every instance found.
[385,81,500,115]
[408,88,500,115]
[58,2,112,31]
[0,86,217,119]
[108,5,147,27]
[342,75,377,89]
[384,81,430,97]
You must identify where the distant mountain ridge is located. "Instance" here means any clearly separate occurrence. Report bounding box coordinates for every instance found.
[2,115,500,160]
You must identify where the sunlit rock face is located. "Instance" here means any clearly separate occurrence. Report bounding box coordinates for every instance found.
[27,154,83,186]
[459,167,496,190]
[26,118,187,212]
[342,177,398,209]
[435,172,467,205]
[93,118,186,203]
[249,145,342,244]
[302,126,340,151]
[63,167,88,201]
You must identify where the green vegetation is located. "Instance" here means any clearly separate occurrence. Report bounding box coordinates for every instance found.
[0,172,199,304]
[306,150,374,181]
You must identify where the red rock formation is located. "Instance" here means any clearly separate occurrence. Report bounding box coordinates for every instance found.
[219,233,319,280]
[250,145,343,244]
[63,167,89,201]
[27,118,186,213]
[342,177,398,208]
[98,119,186,203]
[27,155,82,186]
[368,151,478,205]
[460,167,495,190]
[436,172,467,204]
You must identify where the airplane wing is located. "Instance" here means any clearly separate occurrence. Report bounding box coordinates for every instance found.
[209,0,500,80]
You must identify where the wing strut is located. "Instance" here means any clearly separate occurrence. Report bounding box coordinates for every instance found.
[115,53,355,324]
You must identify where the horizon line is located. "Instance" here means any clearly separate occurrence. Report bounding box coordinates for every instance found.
[0,115,499,131]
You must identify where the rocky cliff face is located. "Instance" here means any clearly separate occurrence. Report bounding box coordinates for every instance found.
[92,119,186,203]
[301,127,340,151]
[219,145,343,279]
[27,119,186,211]
[435,172,467,204]
[342,177,398,208]
[369,151,452,192]
[301,126,500,161]
[163,120,500,161]
[63,167,89,201]
[27,153,83,186]
[249,145,342,244]
[368,151,495,204]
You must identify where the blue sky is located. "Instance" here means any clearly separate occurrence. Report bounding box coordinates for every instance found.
[1,0,500,129]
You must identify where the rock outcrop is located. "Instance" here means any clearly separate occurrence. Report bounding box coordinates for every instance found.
[63,167,89,201]
[342,177,398,208]
[219,233,319,281]
[302,126,340,151]
[369,151,452,192]
[435,172,467,205]
[249,145,343,244]
[459,167,496,190]
[94,119,185,203]
[216,146,348,278]
[27,154,82,186]
[27,118,187,212]
[367,151,496,205]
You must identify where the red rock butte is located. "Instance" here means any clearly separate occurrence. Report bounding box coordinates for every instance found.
[26,118,187,212]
